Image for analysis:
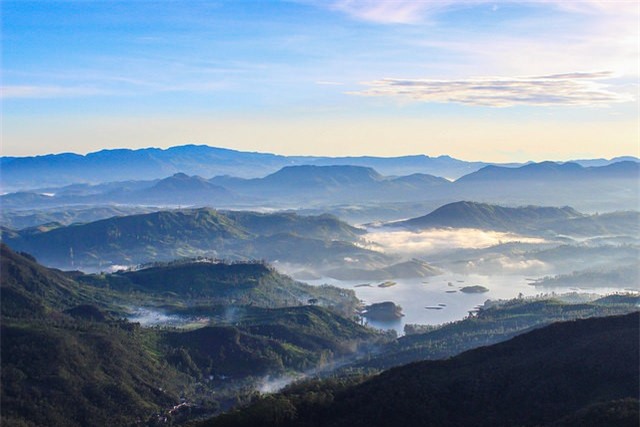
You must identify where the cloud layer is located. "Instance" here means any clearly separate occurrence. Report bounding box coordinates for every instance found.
[366,228,546,255]
[350,72,631,107]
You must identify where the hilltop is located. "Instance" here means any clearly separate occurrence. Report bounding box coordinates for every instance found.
[390,201,640,237]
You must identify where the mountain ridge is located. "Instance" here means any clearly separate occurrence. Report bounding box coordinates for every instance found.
[4,143,636,191]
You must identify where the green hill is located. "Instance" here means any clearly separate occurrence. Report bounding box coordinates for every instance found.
[395,201,582,232]
[0,244,382,426]
[200,312,640,427]
[0,243,104,318]
[2,208,371,271]
[161,305,383,379]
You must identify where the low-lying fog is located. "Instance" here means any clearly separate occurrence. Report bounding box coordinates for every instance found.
[363,228,548,255]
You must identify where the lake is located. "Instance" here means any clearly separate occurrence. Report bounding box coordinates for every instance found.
[307,274,635,335]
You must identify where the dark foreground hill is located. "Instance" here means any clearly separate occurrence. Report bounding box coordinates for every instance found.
[202,312,640,427]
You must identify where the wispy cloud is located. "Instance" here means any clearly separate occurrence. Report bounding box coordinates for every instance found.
[349,71,632,107]
[1,85,109,99]
[315,81,344,86]
[322,0,638,24]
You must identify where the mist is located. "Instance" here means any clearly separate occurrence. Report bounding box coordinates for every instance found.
[365,228,547,256]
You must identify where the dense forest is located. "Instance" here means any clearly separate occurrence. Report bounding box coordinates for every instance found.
[198,313,640,427]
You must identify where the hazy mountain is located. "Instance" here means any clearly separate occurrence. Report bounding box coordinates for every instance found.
[1,145,495,191]
[0,205,160,230]
[201,312,640,427]
[4,158,638,217]
[210,165,452,205]
[1,145,289,191]
[568,156,639,167]
[390,201,640,238]
[1,208,380,272]
[452,161,639,211]
[129,172,236,204]
[456,160,640,182]
[391,201,582,232]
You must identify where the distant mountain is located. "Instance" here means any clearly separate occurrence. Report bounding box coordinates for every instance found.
[201,312,640,427]
[131,172,235,204]
[456,160,640,182]
[262,165,385,187]
[1,145,289,191]
[392,201,582,232]
[569,156,639,167]
[1,145,493,191]
[210,165,452,205]
[3,157,638,215]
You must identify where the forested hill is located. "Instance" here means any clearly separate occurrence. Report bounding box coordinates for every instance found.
[2,208,374,271]
[202,312,639,427]
[393,201,581,231]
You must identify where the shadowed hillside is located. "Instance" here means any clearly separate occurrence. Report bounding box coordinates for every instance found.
[200,312,640,427]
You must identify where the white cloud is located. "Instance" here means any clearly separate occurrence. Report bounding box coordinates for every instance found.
[322,0,638,24]
[349,71,633,107]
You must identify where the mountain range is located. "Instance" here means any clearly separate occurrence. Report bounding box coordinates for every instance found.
[2,159,639,216]
[2,144,637,192]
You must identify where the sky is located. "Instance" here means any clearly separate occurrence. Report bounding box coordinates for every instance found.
[2,0,639,162]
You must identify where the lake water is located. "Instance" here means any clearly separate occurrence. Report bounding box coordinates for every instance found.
[307,274,635,335]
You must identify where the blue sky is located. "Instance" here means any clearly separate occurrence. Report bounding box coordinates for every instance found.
[2,0,638,161]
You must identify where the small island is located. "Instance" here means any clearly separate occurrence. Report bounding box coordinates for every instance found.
[460,285,489,294]
[354,283,372,288]
[362,301,404,321]
[378,281,397,288]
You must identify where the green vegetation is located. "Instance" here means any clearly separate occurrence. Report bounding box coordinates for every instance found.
[0,245,385,426]
[2,208,378,272]
[459,284,489,293]
[365,294,640,370]
[534,264,639,288]
[197,313,640,427]
[362,301,403,321]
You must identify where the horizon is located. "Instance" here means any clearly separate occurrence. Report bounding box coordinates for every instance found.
[1,143,638,164]
[2,1,639,162]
